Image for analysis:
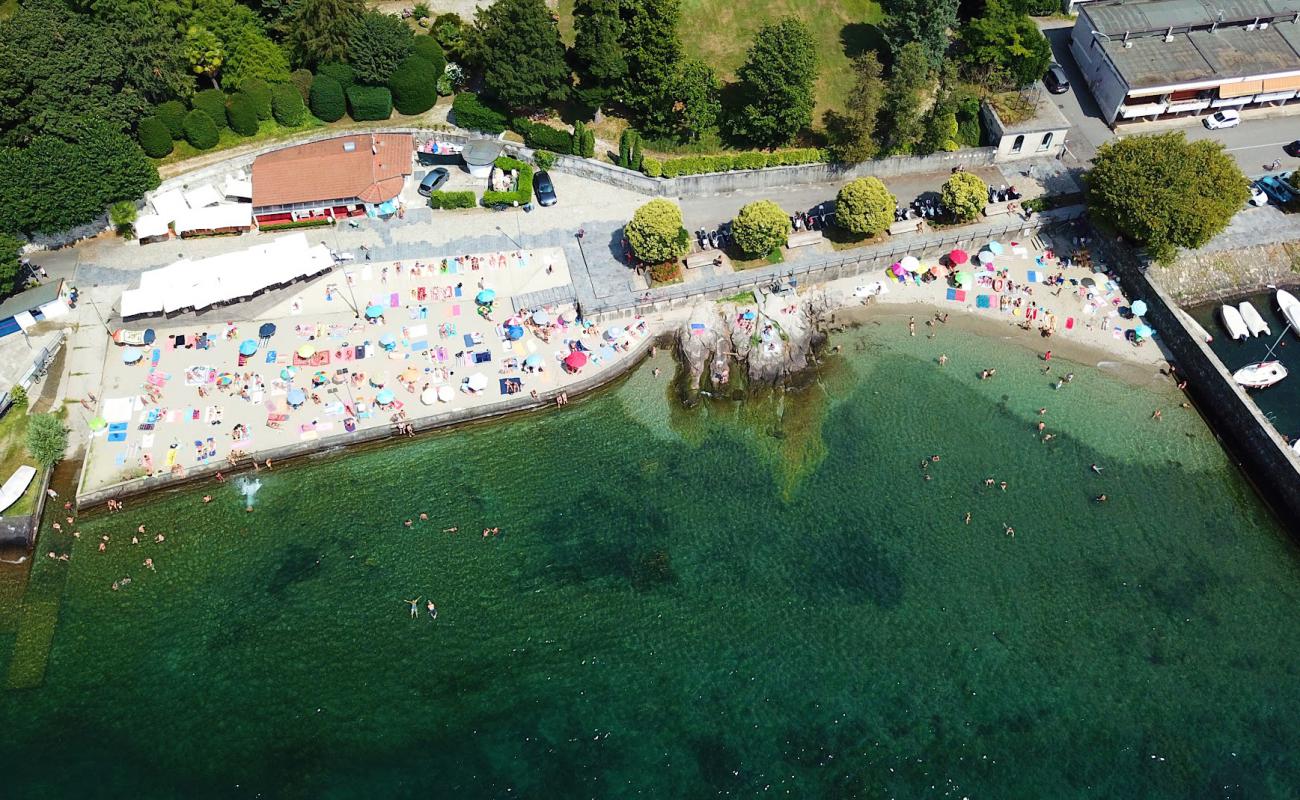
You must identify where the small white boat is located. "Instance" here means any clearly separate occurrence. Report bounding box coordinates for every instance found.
[1179,309,1213,344]
[1233,360,1288,389]
[0,465,36,515]
[1220,304,1249,341]
[1277,289,1300,335]
[1239,301,1271,337]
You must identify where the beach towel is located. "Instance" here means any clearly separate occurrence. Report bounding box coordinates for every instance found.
[451,304,461,317]
[108,431,127,442]
[473,351,492,364]
[976,295,991,309]
[1027,270,1039,283]
[1113,326,1123,339]
[1065,317,1075,330]
[265,350,276,364]
[390,292,400,308]
[410,340,429,352]
[293,351,331,367]
[464,334,476,347]
[945,288,958,301]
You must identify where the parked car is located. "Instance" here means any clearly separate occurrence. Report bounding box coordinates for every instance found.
[417,168,450,196]
[1258,174,1295,205]
[1285,140,1300,157]
[533,171,557,206]
[1204,109,1241,130]
[1044,65,1070,94]
[1249,182,1269,206]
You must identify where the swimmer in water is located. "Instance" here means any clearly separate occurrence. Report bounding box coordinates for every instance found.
[999,481,1008,492]
[1004,524,1015,537]
[404,519,413,528]
[984,478,995,487]
[203,495,212,503]
[1096,494,1108,503]
[1091,464,1103,474]
[427,600,438,620]
[938,354,948,366]
[419,513,428,521]
[1038,408,1046,415]
[443,527,458,533]
[405,597,421,619]
[964,512,971,525]
[1037,421,1046,432]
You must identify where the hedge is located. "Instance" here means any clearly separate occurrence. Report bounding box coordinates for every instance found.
[241,78,274,120]
[137,116,174,158]
[290,69,314,101]
[259,218,335,231]
[655,148,826,178]
[317,62,355,88]
[271,83,306,126]
[511,118,572,153]
[154,100,188,139]
[412,36,446,74]
[481,156,533,207]
[346,85,393,121]
[642,157,662,178]
[226,92,260,136]
[452,92,506,134]
[182,109,220,150]
[428,190,477,209]
[309,75,346,122]
[388,56,439,116]
[192,89,229,129]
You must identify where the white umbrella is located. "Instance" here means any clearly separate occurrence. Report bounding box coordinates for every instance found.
[437,385,454,403]
[560,309,577,324]
[899,255,920,272]
[1092,272,1109,286]
[467,373,488,392]
[420,387,438,405]
[977,251,995,264]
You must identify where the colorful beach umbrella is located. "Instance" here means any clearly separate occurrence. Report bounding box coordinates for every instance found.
[365,305,384,319]
[1135,324,1154,338]
[564,351,587,370]
[376,388,396,405]
[506,325,525,341]
[121,348,143,364]
[238,339,258,356]
[949,249,969,265]
[1131,300,1148,317]
[986,241,1005,255]
[296,344,315,358]
[286,388,306,406]
[900,256,921,272]
[379,333,397,348]
[258,323,277,338]
[312,371,329,385]
[280,366,297,380]
[524,354,543,368]
[88,417,107,431]
[475,289,496,305]
[399,367,420,383]
[604,326,625,340]
[977,251,995,265]
[954,270,972,286]
[891,262,907,277]
[531,310,550,325]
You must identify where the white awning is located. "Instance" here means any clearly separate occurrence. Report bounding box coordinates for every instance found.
[1166,100,1211,113]
[183,184,224,209]
[223,175,253,200]
[1212,97,1253,107]
[37,301,69,320]
[1120,103,1167,118]
[120,286,163,317]
[1256,90,1297,102]
[134,214,170,240]
[149,188,189,221]
[13,312,36,331]
[174,203,252,235]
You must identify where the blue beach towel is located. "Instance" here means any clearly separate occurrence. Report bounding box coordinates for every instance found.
[1027,270,1039,283]
[265,350,276,364]
[409,340,429,351]
[108,431,127,442]
[976,295,991,309]
[108,422,128,433]
[945,288,958,301]
[114,452,127,466]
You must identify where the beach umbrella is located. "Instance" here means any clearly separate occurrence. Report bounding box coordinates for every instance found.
[954,270,972,286]
[216,373,235,387]
[88,417,107,431]
[891,262,907,277]
[466,373,488,392]
[287,388,306,407]
[399,367,420,383]
[238,339,258,356]
[949,249,969,265]
[420,387,438,405]
[475,289,496,305]
[258,323,277,338]
[524,354,543,369]
[564,351,587,370]
[312,370,329,385]
[1135,324,1154,338]
[900,256,921,273]
[365,305,384,319]
[604,326,625,340]
[142,329,156,345]
[379,333,397,349]
[376,388,396,405]
[296,344,315,358]
[929,265,944,277]
[742,310,756,320]
[560,309,576,324]
[506,325,525,341]
[1080,277,1095,287]
[977,251,995,265]
[121,347,143,364]
[1131,300,1148,317]
[280,366,297,380]
[437,385,454,403]
[531,310,550,325]
[1092,272,1109,286]
[986,241,1005,255]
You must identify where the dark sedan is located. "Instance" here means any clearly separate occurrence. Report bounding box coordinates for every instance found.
[533,170,557,206]
[1044,64,1070,94]
[1285,140,1300,158]
[417,168,450,196]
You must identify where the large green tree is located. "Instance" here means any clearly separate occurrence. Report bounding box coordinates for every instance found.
[1088,133,1248,262]
[185,25,226,89]
[835,178,895,236]
[667,58,721,142]
[573,0,626,99]
[222,31,292,88]
[0,234,22,298]
[960,0,1052,89]
[26,413,68,468]
[626,199,690,263]
[941,171,987,221]
[880,42,933,155]
[467,0,569,109]
[881,0,957,68]
[348,11,415,85]
[825,52,885,163]
[729,17,817,148]
[732,200,791,257]
[287,0,366,68]
[618,0,683,125]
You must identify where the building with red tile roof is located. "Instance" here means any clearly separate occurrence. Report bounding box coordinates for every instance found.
[251,134,413,225]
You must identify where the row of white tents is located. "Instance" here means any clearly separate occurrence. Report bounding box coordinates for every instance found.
[134,177,254,242]
[119,233,333,318]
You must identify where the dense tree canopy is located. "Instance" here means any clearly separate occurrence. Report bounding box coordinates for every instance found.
[732,200,791,257]
[467,0,570,110]
[729,17,817,148]
[27,413,68,468]
[626,199,690,263]
[288,0,366,68]
[941,172,988,221]
[880,42,933,155]
[960,0,1053,89]
[1088,133,1248,262]
[0,234,23,298]
[825,52,885,163]
[835,178,895,236]
[222,31,292,88]
[348,11,414,85]
[388,56,439,116]
[882,0,957,68]
[573,0,626,98]
[618,0,683,125]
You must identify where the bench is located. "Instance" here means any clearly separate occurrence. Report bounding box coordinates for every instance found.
[983,200,1023,218]
[683,252,722,269]
[786,230,823,249]
[888,218,925,236]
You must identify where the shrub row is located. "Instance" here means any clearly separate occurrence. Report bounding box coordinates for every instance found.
[346,85,393,122]
[481,156,533,207]
[137,116,173,157]
[427,190,477,209]
[655,148,826,178]
[271,83,306,126]
[511,118,573,153]
[452,92,507,134]
[183,110,220,150]
[310,75,346,122]
[389,56,439,116]
[259,218,335,232]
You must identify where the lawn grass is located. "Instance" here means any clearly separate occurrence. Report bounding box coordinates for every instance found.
[557,0,576,46]
[729,246,785,271]
[158,115,328,167]
[0,409,42,517]
[0,0,17,20]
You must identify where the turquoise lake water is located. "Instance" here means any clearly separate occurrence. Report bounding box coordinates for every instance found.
[1,312,1298,798]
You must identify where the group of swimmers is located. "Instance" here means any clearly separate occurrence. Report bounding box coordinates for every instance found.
[404,596,438,620]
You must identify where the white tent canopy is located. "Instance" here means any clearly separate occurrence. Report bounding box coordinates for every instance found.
[173,203,252,236]
[119,233,334,317]
[149,188,189,221]
[134,214,170,241]
[184,184,224,209]
[223,174,253,200]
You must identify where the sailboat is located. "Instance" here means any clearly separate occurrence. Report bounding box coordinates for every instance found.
[1220,304,1249,341]
[1233,361,1288,389]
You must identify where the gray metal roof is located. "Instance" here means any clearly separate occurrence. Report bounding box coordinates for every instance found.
[1084,0,1300,37]
[463,139,504,166]
[0,280,62,322]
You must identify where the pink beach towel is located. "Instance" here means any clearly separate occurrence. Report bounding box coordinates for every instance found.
[1065,317,1075,330]
[451,304,461,317]
[390,292,400,308]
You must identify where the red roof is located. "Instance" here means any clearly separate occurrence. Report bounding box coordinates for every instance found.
[252,134,413,208]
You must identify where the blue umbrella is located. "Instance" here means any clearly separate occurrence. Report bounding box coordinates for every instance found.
[142,329,156,345]
[742,311,756,320]
[258,322,277,338]
[506,325,524,340]
[280,366,297,380]
[524,354,543,368]
[531,310,550,325]
[365,305,385,319]
[121,347,142,364]
[986,241,1005,255]
[376,388,396,405]
[475,289,496,305]
[238,339,258,356]
[1135,324,1154,338]
[379,333,397,350]
[604,326,625,340]
[287,388,306,406]
[1130,300,1148,317]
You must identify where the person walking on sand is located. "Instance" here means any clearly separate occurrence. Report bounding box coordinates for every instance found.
[405,597,421,619]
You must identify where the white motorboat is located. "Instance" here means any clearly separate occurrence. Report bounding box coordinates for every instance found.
[1277,289,1300,335]
[1179,309,1213,344]
[1220,304,1249,341]
[1239,301,1271,337]
[1233,360,1288,389]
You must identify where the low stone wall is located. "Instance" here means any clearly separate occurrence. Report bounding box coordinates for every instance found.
[74,334,658,509]
[1148,242,1300,306]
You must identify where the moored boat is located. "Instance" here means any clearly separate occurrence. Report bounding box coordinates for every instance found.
[1180,309,1213,344]
[1277,289,1300,335]
[1220,304,1249,341]
[1239,301,1271,337]
[1233,360,1288,389]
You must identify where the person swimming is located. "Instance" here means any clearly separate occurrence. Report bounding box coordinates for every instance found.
[964,512,971,525]
[1091,464,1103,474]
[1096,494,1108,503]
[405,597,421,619]
[427,600,438,620]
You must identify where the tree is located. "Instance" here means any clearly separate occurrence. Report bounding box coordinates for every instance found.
[0,234,22,297]
[451,92,507,133]
[155,101,190,139]
[881,0,957,69]
[288,0,366,68]
[733,200,791,256]
[573,0,626,97]
[240,78,274,120]
[941,171,987,221]
[729,17,817,148]
[825,52,885,163]
[222,31,292,89]
[835,178,894,236]
[290,69,315,101]
[271,83,307,126]
[316,63,356,89]
[345,85,393,121]
[1088,132,1248,262]
[389,56,439,115]
[107,6,195,105]
[960,0,1052,89]
[183,109,221,148]
[348,11,414,85]
[226,92,260,135]
[185,25,226,89]
[668,58,721,142]
[110,201,137,236]
[626,199,689,263]
[619,128,640,169]
[137,116,175,157]
[919,63,962,154]
[618,0,683,123]
[880,42,933,155]
[432,13,468,61]
[467,0,569,109]
[412,37,447,74]
[26,413,68,468]
[309,75,347,122]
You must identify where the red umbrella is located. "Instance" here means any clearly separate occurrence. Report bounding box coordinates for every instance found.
[949,249,969,265]
[563,351,588,370]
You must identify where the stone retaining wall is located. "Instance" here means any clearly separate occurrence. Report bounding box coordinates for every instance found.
[1147,242,1300,306]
